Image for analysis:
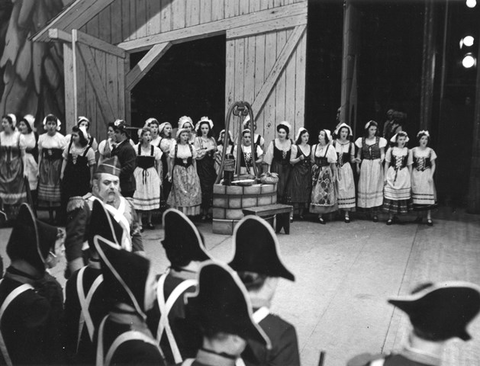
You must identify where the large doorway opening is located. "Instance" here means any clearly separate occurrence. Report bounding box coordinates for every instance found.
[305,0,344,138]
[130,35,226,138]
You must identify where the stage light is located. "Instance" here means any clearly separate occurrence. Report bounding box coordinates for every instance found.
[466,0,476,8]
[462,53,476,68]
[463,35,475,47]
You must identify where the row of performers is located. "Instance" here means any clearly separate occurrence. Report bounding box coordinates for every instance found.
[1,201,479,366]
[216,120,438,226]
[0,112,437,229]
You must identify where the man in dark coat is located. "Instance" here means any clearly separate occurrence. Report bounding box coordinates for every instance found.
[147,208,212,364]
[182,261,271,366]
[93,221,164,366]
[347,282,480,366]
[111,119,136,197]
[229,215,300,366]
[64,200,122,364]
[65,156,143,277]
[0,204,63,365]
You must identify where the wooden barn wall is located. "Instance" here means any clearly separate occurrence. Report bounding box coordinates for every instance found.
[86,0,307,45]
[225,29,306,144]
[64,36,128,139]
[77,0,307,137]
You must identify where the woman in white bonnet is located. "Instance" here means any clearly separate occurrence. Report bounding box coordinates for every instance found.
[411,130,437,225]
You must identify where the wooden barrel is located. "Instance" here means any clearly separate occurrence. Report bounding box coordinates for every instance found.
[212,183,277,234]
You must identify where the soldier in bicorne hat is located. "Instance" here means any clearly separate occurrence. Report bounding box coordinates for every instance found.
[147,208,212,365]
[229,215,300,366]
[0,204,64,365]
[93,225,164,366]
[347,281,480,366]
[65,156,144,277]
[64,199,125,364]
[181,261,271,366]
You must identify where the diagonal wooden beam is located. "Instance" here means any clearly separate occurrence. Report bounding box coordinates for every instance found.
[76,42,116,123]
[226,13,307,40]
[125,42,172,91]
[32,0,117,43]
[48,28,126,58]
[118,2,307,52]
[251,25,306,119]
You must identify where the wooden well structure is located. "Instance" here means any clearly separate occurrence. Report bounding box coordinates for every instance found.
[33,0,308,145]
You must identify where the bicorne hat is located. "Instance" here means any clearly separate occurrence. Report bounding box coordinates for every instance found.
[388,281,480,341]
[186,261,271,348]
[7,204,58,274]
[229,216,295,281]
[88,199,124,252]
[96,156,121,177]
[162,209,211,268]
[93,229,151,318]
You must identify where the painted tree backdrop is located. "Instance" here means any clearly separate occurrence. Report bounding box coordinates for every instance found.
[0,0,69,130]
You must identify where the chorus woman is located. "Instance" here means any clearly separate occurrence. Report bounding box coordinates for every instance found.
[194,117,217,221]
[264,121,293,204]
[0,114,28,220]
[383,131,413,225]
[158,122,175,209]
[167,128,201,217]
[61,126,96,205]
[215,129,234,175]
[355,121,387,222]
[146,118,161,147]
[411,130,437,226]
[37,114,65,223]
[310,129,338,224]
[289,127,312,220]
[243,115,265,173]
[177,116,195,145]
[18,115,39,203]
[98,122,116,165]
[133,127,162,230]
[334,123,356,223]
[233,129,263,176]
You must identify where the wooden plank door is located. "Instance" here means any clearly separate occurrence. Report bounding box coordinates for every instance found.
[62,29,129,142]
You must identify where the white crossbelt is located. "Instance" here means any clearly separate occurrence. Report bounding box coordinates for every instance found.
[76,267,104,352]
[0,282,34,366]
[96,316,160,366]
[156,273,197,364]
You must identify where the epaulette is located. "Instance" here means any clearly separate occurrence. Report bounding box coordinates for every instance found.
[67,196,87,212]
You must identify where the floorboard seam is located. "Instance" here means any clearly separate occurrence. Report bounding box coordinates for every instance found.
[380,224,420,353]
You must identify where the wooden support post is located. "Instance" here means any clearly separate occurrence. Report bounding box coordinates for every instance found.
[467,27,480,214]
[420,0,437,130]
[340,0,360,129]
[72,29,78,124]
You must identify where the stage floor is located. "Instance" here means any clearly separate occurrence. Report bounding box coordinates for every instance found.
[1,206,479,366]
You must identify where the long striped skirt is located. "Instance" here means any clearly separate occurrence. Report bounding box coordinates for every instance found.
[133,166,161,211]
[38,158,62,208]
[383,166,412,214]
[357,158,384,209]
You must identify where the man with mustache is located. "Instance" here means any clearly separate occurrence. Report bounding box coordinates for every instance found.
[64,156,144,278]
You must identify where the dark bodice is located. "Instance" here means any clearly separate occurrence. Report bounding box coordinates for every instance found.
[273,140,292,164]
[389,154,408,170]
[361,137,381,160]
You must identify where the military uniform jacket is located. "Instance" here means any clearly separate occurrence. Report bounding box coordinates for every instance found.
[65,194,143,273]
[147,271,202,364]
[96,314,164,366]
[242,309,300,366]
[111,139,137,193]
[0,268,51,365]
[65,266,111,365]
